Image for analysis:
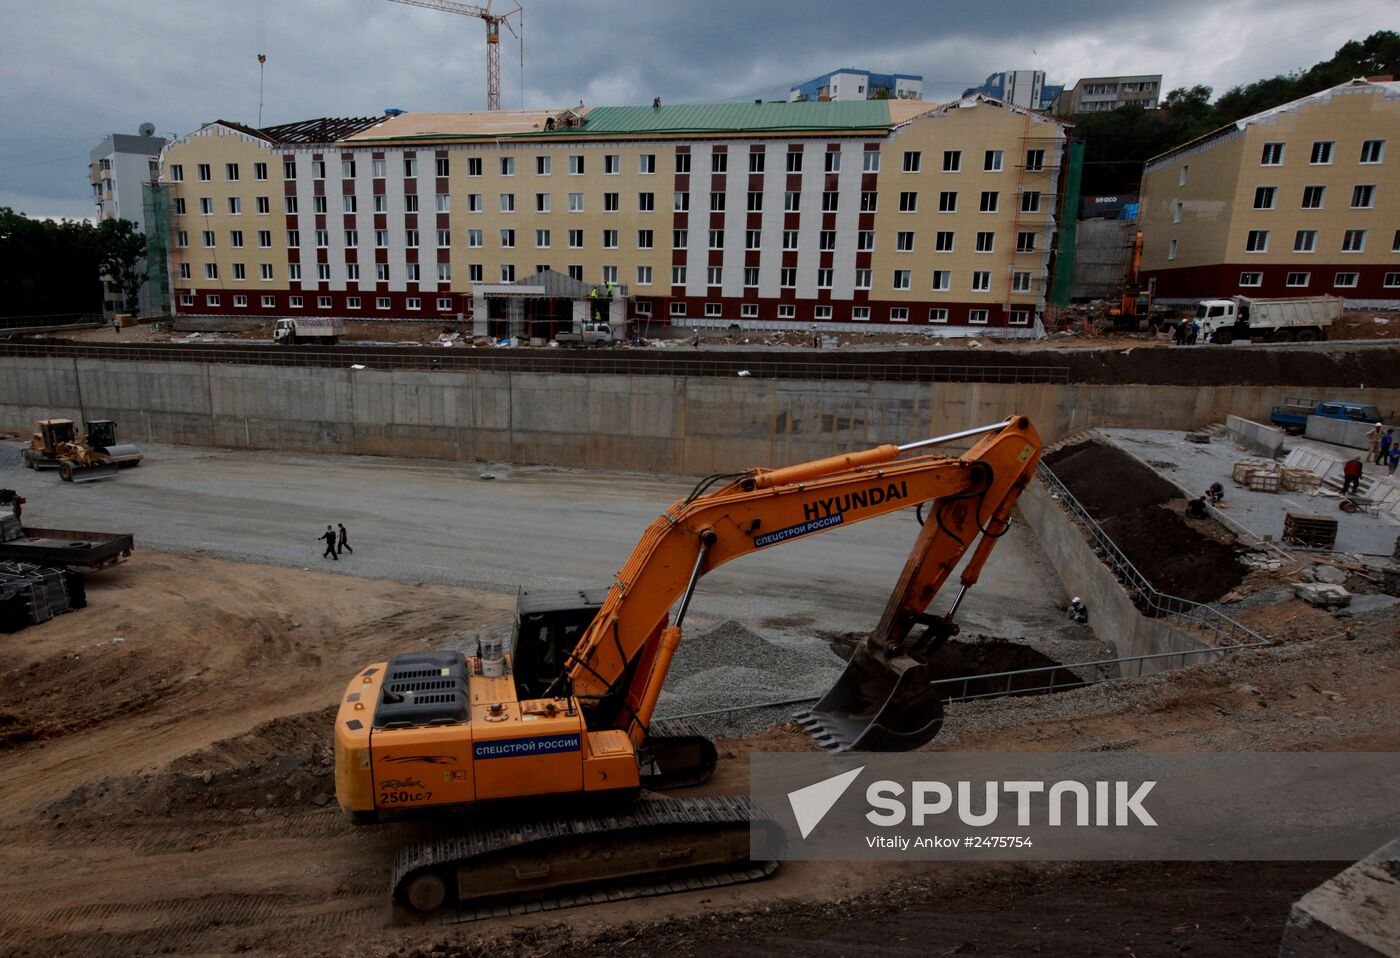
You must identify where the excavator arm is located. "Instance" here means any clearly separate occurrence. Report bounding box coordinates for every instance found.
[565,416,1042,752]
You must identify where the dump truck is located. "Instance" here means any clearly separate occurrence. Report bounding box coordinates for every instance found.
[21,419,139,482]
[273,316,344,345]
[1195,295,1343,344]
[335,416,1043,919]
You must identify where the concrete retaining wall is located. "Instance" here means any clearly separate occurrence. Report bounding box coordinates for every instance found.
[4,356,1400,474]
[1226,415,1285,457]
[1018,478,1217,670]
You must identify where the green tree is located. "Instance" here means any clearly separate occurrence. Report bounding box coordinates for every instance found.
[0,207,104,317]
[94,218,148,311]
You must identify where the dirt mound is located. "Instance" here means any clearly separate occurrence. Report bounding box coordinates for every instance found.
[42,706,337,824]
[1043,441,1248,603]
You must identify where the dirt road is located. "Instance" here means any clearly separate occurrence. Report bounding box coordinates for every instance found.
[1,551,1394,957]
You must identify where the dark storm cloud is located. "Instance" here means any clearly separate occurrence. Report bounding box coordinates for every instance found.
[0,0,1390,217]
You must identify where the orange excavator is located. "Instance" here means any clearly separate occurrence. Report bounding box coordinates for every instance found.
[1103,230,1157,331]
[335,416,1042,920]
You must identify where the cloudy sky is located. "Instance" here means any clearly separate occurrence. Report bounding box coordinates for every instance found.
[1,0,1392,218]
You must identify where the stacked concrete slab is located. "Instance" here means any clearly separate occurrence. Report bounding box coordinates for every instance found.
[1279,837,1400,957]
[1305,415,1378,451]
[1227,415,1286,457]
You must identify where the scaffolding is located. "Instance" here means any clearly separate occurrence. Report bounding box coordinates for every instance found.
[141,181,171,317]
[1003,109,1065,323]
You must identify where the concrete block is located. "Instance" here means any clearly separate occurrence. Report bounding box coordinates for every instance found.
[1279,837,1400,958]
[1293,582,1351,608]
[1226,414,1285,457]
[1305,415,1375,451]
[1313,565,1349,584]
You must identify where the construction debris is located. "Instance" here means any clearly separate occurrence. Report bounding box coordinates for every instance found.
[1292,582,1351,609]
[0,560,86,633]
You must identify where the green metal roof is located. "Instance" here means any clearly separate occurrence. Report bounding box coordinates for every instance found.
[569,100,893,135]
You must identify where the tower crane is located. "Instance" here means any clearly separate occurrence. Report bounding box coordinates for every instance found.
[384,0,522,111]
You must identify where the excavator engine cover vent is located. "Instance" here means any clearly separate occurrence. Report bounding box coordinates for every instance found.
[375,651,468,729]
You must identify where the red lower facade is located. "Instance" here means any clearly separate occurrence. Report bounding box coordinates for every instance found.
[1142,263,1400,301]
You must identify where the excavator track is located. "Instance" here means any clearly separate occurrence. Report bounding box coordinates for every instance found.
[391,795,780,924]
[639,718,718,789]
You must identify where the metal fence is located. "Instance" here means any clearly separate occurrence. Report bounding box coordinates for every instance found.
[1036,461,1268,648]
[0,340,1070,384]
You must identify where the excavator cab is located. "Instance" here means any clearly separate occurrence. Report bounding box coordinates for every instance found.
[510,589,607,700]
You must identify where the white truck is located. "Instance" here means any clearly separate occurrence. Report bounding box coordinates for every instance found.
[553,322,615,348]
[273,316,345,345]
[1194,295,1343,344]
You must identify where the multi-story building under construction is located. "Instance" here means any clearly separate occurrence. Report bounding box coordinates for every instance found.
[160,98,1069,334]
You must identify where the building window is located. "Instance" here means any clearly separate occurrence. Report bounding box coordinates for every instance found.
[853,230,872,252]
[747,191,763,212]
[1178,164,1188,186]
[672,191,689,212]
[777,305,796,320]
[205,294,220,307]
[969,309,989,325]
[1012,271,1031,292]
[1360,140,1385,164]
[672,229,687,248]
[341,159,356,178]
[740,303,758,319]
[498,156,514,176]
[743,267,759,287]
[313,160,327,179]
[376,296,391,309]
[346,296,360,309]
[1261,142,1285,166]
[636,229,653,249]
[670,301,687,317]
[173,197,187,216]
[262,295,276,307]
[934,231,954,252]
[860,191,878,212]
[318,263,332,281]
[971,270,991,292]
[373,158,387,177]
[1016,231,1036,252]
[674,152,691,174]
[256,196,271,214]
[1254,186,1276,209]
[890,307,909,323]
[1239,271,1263,287]
[202,230,216,248]
[749,229,764,250]
[1383,272,1400,288]
[975,231,994,253]
[437,297,452,310]
[436,228,450,247]
[178,263,191,279]
[896,231,915,252]
[1286,272,1311,287]
[1020,191,1041,213]
[852,306,871,321]
[1294,229,1317,252]
[708,229,723,249]
[1309,141,1334,165]
[176,230,189,248]
[345,229,359,246]
[1342,229,1366,253]
[1008,309,1030,325]
[346,264,359,281]
[784,191,800,212]
[979,191,998,213]
[501,228,516,248]
[708,151,728,174]
[288,264,301,281]
[468,265,483,283]
[1172,201,1183,224]
[786,150,803,173]
[500,264,515,282]
[1245,229,1269,253]
[433,192,450,212]
[1025,149,1045,172]
[639,154,656,174]
[500,193,515,213]
[468,229,483,248]
[536,228,551,248]
[227,197,241,215]
[824,151,841,173]
[205,263,218,280]
[406,297,421,310]
[170,164,184,182]
[931,270,951,291]
[568,229,583,248]
[671,265,687,285]
[635,265,652,286]
[899,191,918,213]
[404,229,418,248]
[706,266,722,286]
[984,150,1003,172]
[1352,185,1376,209]
[638,192,655,212]
[938,191,957,213]
[903,151,921,173]
[1333,272,1358,288]
[817,268,833,289]
[1393,228,1400,252]
[314,195,329,214]
[942,150,961,173]
[928,308,948,323]
[822,191,839,212]
[197,163,211,181]
[1168,239,1178,260]
[782,230,799,251]
[863,151,880,173]
[531,154,549,176]
[604,154,620,175]
[604,192,620,212]
[260,263,273,281]
[284,294,301,308]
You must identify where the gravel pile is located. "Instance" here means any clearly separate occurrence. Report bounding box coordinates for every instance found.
[657,620,844,735]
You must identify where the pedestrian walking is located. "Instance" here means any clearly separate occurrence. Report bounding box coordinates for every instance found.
[1390,445,1399,476]
[1341,458,1363,495]
[112,317,121,335]
[1366,423,1383,462]
[1377,429,1393,466]
[320,525,339,560]
[337,522,353,555]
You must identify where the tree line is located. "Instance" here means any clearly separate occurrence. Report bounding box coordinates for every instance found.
[0,208,146,318]
[1075,30,1399,195]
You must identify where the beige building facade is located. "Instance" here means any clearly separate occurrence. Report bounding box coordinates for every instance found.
[162,98,1068,332]
[1140,78,1400,304]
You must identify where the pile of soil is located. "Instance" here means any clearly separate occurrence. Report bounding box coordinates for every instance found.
[1043,440,1248,603]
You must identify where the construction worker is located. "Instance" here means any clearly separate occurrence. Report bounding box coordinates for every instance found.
[1206,482,1225,506]
[1366,422,1383,462]
[605,279,614,298]
[1187,496,1209,518]
[590,286,599,301]
[1066,597,1088,624]
[337,522,353,555]
[320,525,339,560]
[691,327,700,349]
[1341,458,1362,495]
[1377,428,1393,466]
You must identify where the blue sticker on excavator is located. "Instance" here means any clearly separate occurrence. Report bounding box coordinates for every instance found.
[754,513,844,548]
[473,734,582,759]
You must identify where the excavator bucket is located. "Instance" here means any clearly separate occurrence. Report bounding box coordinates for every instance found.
[795,642,944,752]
